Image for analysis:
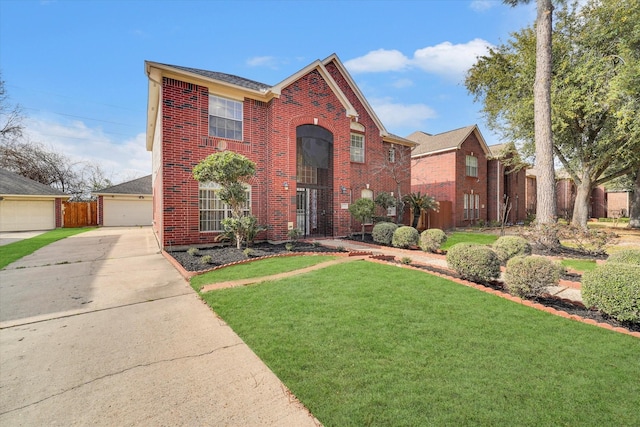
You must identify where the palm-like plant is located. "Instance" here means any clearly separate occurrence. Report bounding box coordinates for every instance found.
[403,192,438,228]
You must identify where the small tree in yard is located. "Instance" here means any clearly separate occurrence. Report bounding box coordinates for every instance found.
[349,198,375,241]
[374,191,396,218]
[193,151,256,249]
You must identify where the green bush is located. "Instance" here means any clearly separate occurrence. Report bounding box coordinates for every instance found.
[582,263,640,322]
[419,229,447,253]
[607,249,640,265]
[493,235,532,263]
[504,256,561,298]
[200,255,213,265]
[187,247,200,256]
[392,226,419,249]
[446,243,500,284]
[372,222,398,246]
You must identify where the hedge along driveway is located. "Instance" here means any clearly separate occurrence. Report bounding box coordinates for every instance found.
[201,260,640,427]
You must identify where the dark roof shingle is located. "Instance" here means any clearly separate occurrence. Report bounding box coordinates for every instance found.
[0,168,68,196]
[95,175,152,195]
[162,64,271,92]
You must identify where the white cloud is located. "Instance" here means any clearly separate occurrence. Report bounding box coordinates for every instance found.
[412,38,493,81]
[470,1,496,12]
[369,97,437,135]
[246,56,279,68]
[346,40,493,82]
[25,117,150,183]
[392,78,414,89]
[344,49,410,73]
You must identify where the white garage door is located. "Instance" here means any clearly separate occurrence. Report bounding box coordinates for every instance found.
[0,200,55,232]
[103,199,152,227]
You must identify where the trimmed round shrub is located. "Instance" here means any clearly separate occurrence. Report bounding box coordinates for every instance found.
[372,222,398,246]
[582,263,640,322]
[504,255,560,298]
[419,228,447,253]
[392,226,419,248]
[607,249,640,265]
[446,243,500,283]
[492,235,531,263]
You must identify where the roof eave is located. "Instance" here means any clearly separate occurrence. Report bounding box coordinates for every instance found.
[323,54,389,137]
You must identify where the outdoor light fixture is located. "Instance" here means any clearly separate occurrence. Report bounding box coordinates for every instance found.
[138,196,145,199]
[283,181,289,190]
[340,186,347,194]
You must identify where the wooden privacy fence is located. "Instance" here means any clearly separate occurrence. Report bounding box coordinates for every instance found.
[63,201,98,228]
[419,200,453,231]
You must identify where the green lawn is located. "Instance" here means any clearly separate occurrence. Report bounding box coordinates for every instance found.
[191,255,337,291]
[560,258,597,272]
[0,227,94,269]
[442,231,499,250]
[200,260,640,426]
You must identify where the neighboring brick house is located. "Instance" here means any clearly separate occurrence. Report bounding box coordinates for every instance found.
[408,125,490,228]
[145,54,415,248]
[607,190,631,218]
[486,143,527,225]
[527,168,607,220]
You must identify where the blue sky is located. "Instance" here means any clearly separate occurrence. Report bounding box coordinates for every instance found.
[0,0,536,183]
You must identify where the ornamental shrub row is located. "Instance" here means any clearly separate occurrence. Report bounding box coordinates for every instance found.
[582,249,640,322]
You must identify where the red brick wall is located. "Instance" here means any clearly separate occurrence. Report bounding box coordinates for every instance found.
[55,198,63,228]
[97,195,104,226]
[157,63,407,247]
[607,191,630,217]
[487,159,527,224]
[454,135,488,226]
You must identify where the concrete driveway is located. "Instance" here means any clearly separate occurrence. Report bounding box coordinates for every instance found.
[0,227,319,426]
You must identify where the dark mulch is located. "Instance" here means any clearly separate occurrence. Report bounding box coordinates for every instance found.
[168,241,342,272]
[168,238,639,333]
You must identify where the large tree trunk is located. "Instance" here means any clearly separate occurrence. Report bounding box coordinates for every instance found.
[533,0,558,248]
[571,174,593,229]
[534,0,557,230]
[630,168,640,229]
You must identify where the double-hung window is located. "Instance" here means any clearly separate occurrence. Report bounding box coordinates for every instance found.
[350,133,364,163]
[199,182,250,232]
[466,155,478,177]
[209,95,243,140]
[388,146,396,163]
[463,193,480,220]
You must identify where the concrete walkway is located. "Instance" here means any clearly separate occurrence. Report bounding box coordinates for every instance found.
[0,227,319,426]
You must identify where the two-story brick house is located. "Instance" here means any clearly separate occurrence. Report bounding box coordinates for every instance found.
[145,54,414,249]
[486,143,527,225]
[408,125,490,228]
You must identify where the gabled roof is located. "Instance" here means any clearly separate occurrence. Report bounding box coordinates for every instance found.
[0,168,69,197]
[94,175,152,196]
[487,143,509,158]
[145,54,416,149]
[407,125,490,158]
[159,64,271,92]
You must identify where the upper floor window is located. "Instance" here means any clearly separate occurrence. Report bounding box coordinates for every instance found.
[350,133,364,163]
[466,155,478,177]
[209,95,243,140]
[388,146,396,163]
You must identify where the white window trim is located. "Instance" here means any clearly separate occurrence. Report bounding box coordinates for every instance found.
[350,133,365,163]
[209,95,243,141]
[198,182,251,232]
[466,155,478,177]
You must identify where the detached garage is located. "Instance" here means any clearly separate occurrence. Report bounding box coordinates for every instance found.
[0,168,70,232]
[95,175,152,227]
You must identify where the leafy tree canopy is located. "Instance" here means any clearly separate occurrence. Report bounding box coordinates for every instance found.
[467,0,640,227]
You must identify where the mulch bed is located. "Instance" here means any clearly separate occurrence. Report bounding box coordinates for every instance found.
[167,238,639,334]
